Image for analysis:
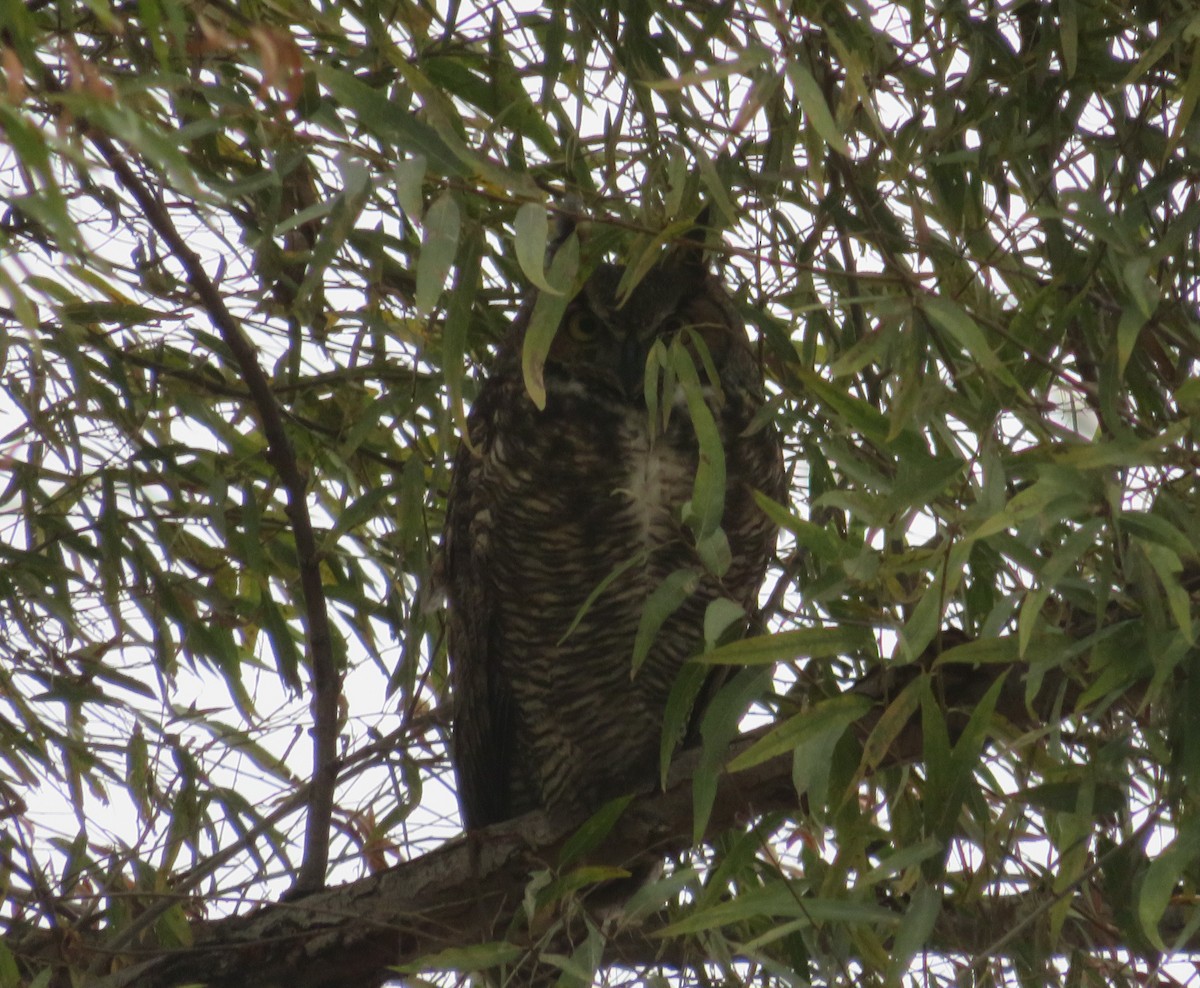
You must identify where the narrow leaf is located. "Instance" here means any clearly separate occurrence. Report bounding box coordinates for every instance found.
[922,296,1018,388]
[513,202,562,294]
[393,155,426,219]
[415,193,460,315]
[784,61,851,155]
[693,626,875,666]
[444,226,482,450]
[703,597,745,651]
[1138,815,1200,951]
[728,693,872,773]
[397,941,524,975]
[661,884,897,936]
[632,568,699,676]
[521,233,579,409]
[888,883,941,982]
[560,552,649,645]
[319,67,464,176]
[558,796,633,867]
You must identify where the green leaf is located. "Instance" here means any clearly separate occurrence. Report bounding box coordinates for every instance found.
[929,672,1007,847]
[784,61,850,156]
[693,526,732,577]
[659,663,709,788]
[728,693,871,773]
[703,597,745,651]
[393,155,426,219]
[1117,304,1149,379]
[558,796,633,868]
[443,226,483,449]
[632,568,699,676]
[797,370,891,442]
[752,491,843,560]
[921,296,1019,388]
[693,667,772,840]
[661,883,898,936]
[935,635,1021,666]
[692,626,875,666]
[968,469,1075,542]
[885,450,964,515]
[295,159,371,308]
[397,941,524,975]
[622,865,702,923]
[126,725,151,819]
[529,866,632,915]
[888,883,940,984]
[326,485,392,544]
[414,192,460,315]
[0,937,21,987]
[318,67,465,176]
[59,300,162,325]
[1059,0,1078,77]
[521,232,579,409]
[514,202,564,294]
[260,595,302,692]
[899,540,969,660]
[1122,255,1160,319]
[1120,510,1198,560]
[1018,520,1106,655]
[860,673,925,775]
[670,341,726,543]
[1015,780,1126,816]
[1139,541,1195,643]
[1138,815,1200,951]
[559,552,648,645]
[549,917,605,987]
[861,839,946,885]
[154,902,194,948]
[695,151,740,226]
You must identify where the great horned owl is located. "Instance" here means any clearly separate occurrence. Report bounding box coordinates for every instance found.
[444,217,785,829]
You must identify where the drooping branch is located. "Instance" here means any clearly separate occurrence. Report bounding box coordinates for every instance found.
[50,69,342,896]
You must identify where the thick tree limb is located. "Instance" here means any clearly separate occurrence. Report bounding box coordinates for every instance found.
[77,655,1155,988]
[91,733,799,988]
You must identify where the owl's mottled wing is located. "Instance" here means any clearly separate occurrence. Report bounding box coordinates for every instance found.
[444,389,515,830]
[443,231,784,832]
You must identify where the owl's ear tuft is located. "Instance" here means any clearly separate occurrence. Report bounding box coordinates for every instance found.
[674,204,716,276]
[548,194,586,261]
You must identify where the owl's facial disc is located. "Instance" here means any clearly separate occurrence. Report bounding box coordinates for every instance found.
[546,303,644,401]
[543,258,722,403]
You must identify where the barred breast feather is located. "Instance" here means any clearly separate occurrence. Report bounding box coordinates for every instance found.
[444,240,784,829]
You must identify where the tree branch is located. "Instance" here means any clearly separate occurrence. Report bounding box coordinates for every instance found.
[90,731,800,988]
[64,93,342,894]
[74,655,1146,988]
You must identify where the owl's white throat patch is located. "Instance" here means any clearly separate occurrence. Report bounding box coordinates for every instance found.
[615,409,696,545]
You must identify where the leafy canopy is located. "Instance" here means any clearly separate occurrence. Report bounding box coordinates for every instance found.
[1,1,1199,985]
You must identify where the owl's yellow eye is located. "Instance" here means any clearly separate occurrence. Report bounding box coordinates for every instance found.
[565,310,600,342]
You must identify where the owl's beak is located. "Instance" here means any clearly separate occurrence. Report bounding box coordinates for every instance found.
[618,334,650,401]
